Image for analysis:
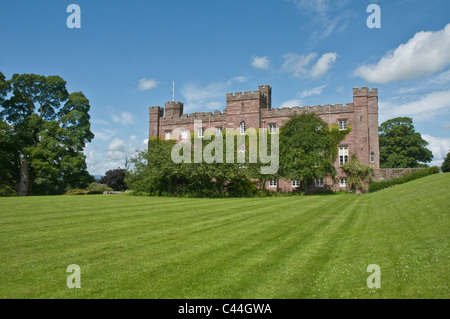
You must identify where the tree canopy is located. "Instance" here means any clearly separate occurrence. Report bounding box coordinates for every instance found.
[99,168,128,191]
[0,72,94,195]
[279,112,350,193]
[441,151,450,173]
[379,117,433,168]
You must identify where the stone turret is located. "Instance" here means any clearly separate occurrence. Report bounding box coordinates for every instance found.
[164,101,184,119]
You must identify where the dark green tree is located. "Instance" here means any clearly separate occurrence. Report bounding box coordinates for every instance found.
[379,117,433,168]
[279,112,350,194]
[99,168,128,191]
[0,73,94,195]
[441,151,450,173]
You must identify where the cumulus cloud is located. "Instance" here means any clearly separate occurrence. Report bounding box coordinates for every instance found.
[138,78,159,91]
[282,52,337,78]
[181,76,249,113]
[93,128,117,141]
[112,112,134,126]
[282,53,317,78]
[422,134,450,167]
[280,99,303,108]
[310,53,338,78]
[379,90,450,122]
[251,56,270,70]
[354,24,450,83]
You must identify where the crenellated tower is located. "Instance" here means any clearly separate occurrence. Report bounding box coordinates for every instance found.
[352,87,379,169]
[164,101,184,119]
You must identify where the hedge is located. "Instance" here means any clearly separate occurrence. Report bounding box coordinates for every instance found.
[369,166,440,193]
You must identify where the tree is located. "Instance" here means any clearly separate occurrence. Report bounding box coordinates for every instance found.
[340,154,374,193]
[279,112,350,194]
[0,73,94,195]
[99,168,128,191]
[441,151,450,173]
[379,117,433,168]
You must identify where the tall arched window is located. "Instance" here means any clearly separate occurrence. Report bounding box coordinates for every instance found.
[240,121,246,135]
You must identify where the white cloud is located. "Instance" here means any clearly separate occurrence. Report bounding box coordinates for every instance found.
[280,99,303,108]
[291,0,351,41]
[93,128,116,141]
[443,124,450,130]
[181,83,225,113]
[228,76,249,84]
[282,53,317,78]
[422,134,450,167]
[300,84,327,98]
[379,90,450,122]
[282,52,337,78]
[112,112,134,126]
[138,78,159,91]
[84,134,147,176]
[181,76,249,112]
[293,0,330,15]
[354,24,450,83]
[251,56,270,70]
[310,53,337,78]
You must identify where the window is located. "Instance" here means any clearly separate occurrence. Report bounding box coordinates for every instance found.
[197,127,204,138]
[215,127,222,137]
[240,122,246,135]
[315,178,324,187]
[181,129,188,139]
[339,178,347,187]
[269,124,277,134]
[339,146,349,165]
[269,179,277,187]
[165,131,171,140]
[339,119,348,130]
[370,152,375,163]
[291,180,300,187]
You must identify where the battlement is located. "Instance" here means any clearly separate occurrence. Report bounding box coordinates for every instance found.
[353,87,378,97]
[149,106,164,116]
[160,109,226,124]
[165,101,184,108]
[264,102,354,117]
[226,90,266,102]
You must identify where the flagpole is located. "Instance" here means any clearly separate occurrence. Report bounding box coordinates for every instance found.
[172,81,175,102]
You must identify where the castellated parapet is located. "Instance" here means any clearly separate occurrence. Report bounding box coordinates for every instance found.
[148,84,380,192]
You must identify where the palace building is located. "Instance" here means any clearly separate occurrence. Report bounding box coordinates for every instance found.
[149,85,380,192]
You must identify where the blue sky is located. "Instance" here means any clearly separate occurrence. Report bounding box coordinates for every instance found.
[1,0,449,175]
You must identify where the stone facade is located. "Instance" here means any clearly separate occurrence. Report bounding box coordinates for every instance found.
[149,85,380,192]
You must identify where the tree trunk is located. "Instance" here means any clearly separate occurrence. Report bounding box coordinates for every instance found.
[18,158,29,196]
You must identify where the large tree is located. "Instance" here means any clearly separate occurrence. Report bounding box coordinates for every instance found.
[379,117,433,168]
[99,168,128,191]
[279,112,350,194]
[441,151,450,173]
[0,73,94,196]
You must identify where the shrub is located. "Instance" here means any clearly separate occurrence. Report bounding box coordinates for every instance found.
[87,182,112,193]
[225,177,258,198]
[0,184,18,197]
[65,189,88,195]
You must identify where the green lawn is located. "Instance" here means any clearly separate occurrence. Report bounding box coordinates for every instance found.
[0,174,449,299]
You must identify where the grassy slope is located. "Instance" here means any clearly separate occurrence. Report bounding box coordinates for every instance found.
[0,174,448,299]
